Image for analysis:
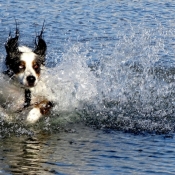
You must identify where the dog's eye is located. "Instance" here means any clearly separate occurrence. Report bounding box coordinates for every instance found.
[19,65,25,70]
[17,61,26,72]
[33,63,40,74]
[33,64,39,70]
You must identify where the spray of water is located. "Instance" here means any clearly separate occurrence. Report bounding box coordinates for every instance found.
[80,24,175,134]
[1,23,175,136]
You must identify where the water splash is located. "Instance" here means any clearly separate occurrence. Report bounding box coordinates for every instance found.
[81,24,175,134]
[48,44,98,110]
[0,43,98,136]
[1,23,175,136]
[43,24,175,134]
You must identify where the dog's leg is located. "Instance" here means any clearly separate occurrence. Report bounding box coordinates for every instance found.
[26,100,53,123]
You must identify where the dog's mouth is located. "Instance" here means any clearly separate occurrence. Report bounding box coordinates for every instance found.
[21,82,36,88]
[27,82,36,88]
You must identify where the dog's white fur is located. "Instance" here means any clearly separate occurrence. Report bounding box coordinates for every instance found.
[0,26,54,124]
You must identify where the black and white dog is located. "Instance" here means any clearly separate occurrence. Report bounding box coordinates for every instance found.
[0,23,53,123]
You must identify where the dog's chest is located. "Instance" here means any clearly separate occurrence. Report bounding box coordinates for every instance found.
[0,75,49,112]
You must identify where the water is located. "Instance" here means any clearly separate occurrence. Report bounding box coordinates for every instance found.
[0,126,175,175]
[0,0,175,174]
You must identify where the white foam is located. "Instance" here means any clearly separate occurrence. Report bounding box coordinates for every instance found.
[44,45,98,112]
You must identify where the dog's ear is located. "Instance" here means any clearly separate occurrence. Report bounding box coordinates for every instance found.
[34,22,47,64]
[34,35,47,57]
[5,24,20,58]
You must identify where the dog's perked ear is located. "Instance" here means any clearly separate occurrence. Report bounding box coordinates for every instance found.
[34,35,47,58]
[5,24,20,58]
[34,22,47,64]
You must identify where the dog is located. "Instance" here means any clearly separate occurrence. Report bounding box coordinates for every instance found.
[0,23,53,124]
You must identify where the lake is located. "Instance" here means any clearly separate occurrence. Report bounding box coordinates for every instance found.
[0,0,175,174]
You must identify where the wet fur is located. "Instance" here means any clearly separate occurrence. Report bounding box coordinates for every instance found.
[1,23,53,123]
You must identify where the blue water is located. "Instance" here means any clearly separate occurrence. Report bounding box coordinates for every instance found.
[1,0,175,174]
[0,126,175,175]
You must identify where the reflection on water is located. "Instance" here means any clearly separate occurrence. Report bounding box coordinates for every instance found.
[0,134,50,174]
[0,125,175,175]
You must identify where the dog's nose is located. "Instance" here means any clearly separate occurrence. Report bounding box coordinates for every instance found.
[27,75,36,86]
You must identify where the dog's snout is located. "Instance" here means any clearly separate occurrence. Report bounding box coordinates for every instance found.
[27,75,36,87]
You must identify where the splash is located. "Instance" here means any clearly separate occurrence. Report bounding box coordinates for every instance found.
[0,43,98,136]
[43,44,98,125]
[82,24,175,134]
[1,23,175,135]
[46,44,98,110]
[44,24,175,134]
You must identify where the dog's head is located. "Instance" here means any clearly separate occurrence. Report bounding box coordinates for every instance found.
[5,24,47,88]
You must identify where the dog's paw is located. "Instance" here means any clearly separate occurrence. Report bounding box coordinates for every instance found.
[26,108,42,124]
[26,100,53,124]
[36,100,54,115]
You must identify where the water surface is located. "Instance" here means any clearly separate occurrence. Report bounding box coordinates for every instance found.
[1,125,175,175]
[0,0,175,174]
